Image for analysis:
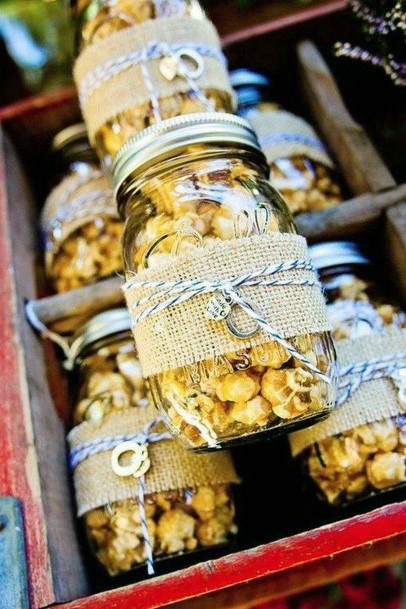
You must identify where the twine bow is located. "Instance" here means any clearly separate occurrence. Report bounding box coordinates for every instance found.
[124,257,331,383]
[70,417,172,575]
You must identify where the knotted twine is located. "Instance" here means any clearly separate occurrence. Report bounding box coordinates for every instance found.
[41,169,117,271]
[290,327,406,456]
[123,233,332,380]
[74,16,236,143]
[68,404,239,574]
[246,110,334,171]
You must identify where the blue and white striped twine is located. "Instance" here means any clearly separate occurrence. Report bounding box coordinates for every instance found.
[79,40,227,107]
[124,257,332,383]
[70,418,172,575]
[258,133,327,151]
[337,351,406,407]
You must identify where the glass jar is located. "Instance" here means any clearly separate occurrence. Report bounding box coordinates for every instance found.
[73,0,234,167]
[293,241,406,505]
[70,308,239,575]
[41,124,123,292]
[230,68,343,216]
[114,113,337,451]
[310,241,406,340]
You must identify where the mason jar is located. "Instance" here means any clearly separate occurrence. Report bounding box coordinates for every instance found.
[41,123,123,292]
[114,113,337,451]
[291,241,406,505]
[230,68,343,216]
[69,308,239,576]
[73,0,234,166]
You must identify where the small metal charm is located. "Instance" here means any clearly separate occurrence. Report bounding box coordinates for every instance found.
[159,49,204,82]
[159,55,179,81]
[111,441,151,478]
[206,292,232,321]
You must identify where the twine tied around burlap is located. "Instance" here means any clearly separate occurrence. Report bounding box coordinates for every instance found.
[68,405,240,574]
[247,110,334,170]
[290,328,406,456]
[74,16,235,142]
[123,233,331,380]
[41,169,117,269]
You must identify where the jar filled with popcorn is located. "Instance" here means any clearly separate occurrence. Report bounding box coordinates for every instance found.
[68,308,240,576]
[290,241,406,505]
[41,123,123,292]
[114,113,337,451]
[73,0,235,166]
[230,69,343,215]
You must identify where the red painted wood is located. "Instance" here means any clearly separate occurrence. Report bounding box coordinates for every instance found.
[220,0,346,47]
[58,502,406,609]
[0,132,54,607]
[0,86,77,122]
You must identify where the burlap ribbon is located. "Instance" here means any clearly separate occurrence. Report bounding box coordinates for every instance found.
[247,110,334,169]
[68,404,239,516]
[74,16,236,142]
[123,233,330,377]
[41,170,117,269]
[289,328,406,456]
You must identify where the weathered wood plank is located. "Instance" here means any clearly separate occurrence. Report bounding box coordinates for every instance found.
[29,275,124,334]
[0,497,29,609]
[385,202,406,307]
[295,183,406,241]
[297,40,396,195]
[56,503,406,609]
[2,131,90,605]
[0,129,54,608]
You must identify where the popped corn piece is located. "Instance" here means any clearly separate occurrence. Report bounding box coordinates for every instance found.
[191,486,216,521]
[230,395,271,426]
[216,371,260,403]
[156,509,196,554]
[366,452,406,490]
[196,517,228,546]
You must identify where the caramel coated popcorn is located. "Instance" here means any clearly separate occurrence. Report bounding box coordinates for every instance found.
[270,156,342,215]
[77,0,205,48]
[74,337,147,425]
[50,217,123,292]
[96,92,231,163]
[85,484,236,574]
[73,325,238,575]
[158,338,330,448]
[76,0,232,164]
[327,277,406,341]
[306,417,406,504]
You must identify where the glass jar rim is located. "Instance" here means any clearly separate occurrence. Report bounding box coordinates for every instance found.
[309,241,371,270]
[70,307,132,362]
[112,113,266,201]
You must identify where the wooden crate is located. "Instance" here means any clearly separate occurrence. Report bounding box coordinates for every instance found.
[0,7,405,609]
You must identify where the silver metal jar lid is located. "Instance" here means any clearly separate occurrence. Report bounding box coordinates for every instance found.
[112,112,265,197]
[69,308,132,362]
[52,123,89,153]
[309,241,371,270]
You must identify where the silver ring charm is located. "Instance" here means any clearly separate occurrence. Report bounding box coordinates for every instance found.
[175,49,204,79]
[225,299,261,339]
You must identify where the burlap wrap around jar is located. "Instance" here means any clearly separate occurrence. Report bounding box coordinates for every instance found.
[74,0,235,165]
[229,69,343,216]
[290,241,406,505]
[69,309,239,576]
[42,169,123,292]
[114,113,337,452]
